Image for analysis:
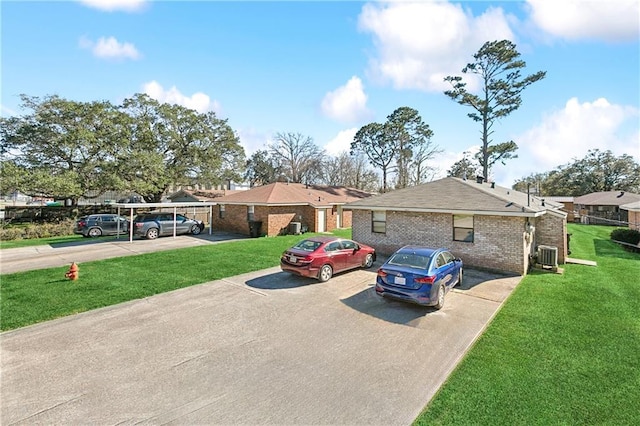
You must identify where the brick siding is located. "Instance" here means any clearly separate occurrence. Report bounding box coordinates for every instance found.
[534,213,568,263]
[628,210,640,231]
[352,209,565,275]
[212,204,352,237]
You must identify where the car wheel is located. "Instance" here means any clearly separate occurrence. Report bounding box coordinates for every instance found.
[456,268,463,286]
[363,253,374,268]
[191,224,202,235]
[434,284,446,310]
[318,264,333,282]
[88,227,102,238]
[146,227,159,240]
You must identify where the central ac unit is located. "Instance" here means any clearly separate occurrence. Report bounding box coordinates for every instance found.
[538,245,558,268]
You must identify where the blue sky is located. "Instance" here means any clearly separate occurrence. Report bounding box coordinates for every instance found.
[2,0,639,187]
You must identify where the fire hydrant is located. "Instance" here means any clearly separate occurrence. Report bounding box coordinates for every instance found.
[65,262,79,280]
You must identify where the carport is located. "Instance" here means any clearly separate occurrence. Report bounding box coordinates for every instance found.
[114,202,218,242]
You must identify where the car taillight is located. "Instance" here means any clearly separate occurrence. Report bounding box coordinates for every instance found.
[135,222,144,228]
[78,221,85,227]
[377,269,387,277]
[414,275,436,284]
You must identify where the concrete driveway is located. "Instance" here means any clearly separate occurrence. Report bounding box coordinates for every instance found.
[1,261,521,425]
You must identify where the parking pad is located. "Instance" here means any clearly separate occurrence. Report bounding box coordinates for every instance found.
[1,265,521,425]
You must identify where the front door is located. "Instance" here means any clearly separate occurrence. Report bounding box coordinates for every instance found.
[317,209,326,233]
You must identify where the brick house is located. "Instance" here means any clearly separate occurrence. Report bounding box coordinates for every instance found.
[211,182,372,237]
[345,177,568,276]
[621,201,640,231]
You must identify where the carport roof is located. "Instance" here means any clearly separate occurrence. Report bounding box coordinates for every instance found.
[345,177,565,217]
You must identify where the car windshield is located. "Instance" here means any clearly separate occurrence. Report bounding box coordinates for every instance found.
[387,253,431,269]
[293,240,322,252]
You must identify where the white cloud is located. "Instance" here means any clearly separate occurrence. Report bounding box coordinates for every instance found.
[323,128,359,156]
[496,97,640,186]
[79,0,148,13]
[526,0,640,42]
[143,81,221,114]
[321,77,371,123]
[358,1,514,92]
[79,36,140,60]
[237,128,271,156]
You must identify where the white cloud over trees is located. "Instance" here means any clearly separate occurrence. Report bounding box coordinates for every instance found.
[321,77,371,123]
[142,81,221,114]
[357,1,514,92]
[497,97,640,185]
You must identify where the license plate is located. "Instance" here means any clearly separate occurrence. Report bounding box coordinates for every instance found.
[394,276,406,285]
[288,255,297,263]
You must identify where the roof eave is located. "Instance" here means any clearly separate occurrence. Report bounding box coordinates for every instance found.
[345,205,547,217]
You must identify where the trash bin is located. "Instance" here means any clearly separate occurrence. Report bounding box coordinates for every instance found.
[290,222,301,235]
[248,220,262,238]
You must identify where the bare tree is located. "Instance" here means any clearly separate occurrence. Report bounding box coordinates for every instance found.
[269,132,325,183]
[324,152,380,191]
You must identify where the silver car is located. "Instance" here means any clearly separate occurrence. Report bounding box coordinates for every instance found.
[133,212,204,239]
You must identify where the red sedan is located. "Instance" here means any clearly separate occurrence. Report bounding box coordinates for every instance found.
[280,236,376,282]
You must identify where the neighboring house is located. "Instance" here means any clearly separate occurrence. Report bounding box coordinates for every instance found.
[167,189,229,203]
[345,177,568,276]
[211,182,373,237]
[574,191,640,225]
[545,196,575,222]
[620,201,640,231]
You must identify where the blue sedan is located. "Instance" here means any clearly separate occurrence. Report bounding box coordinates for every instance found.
[375,246,463,309]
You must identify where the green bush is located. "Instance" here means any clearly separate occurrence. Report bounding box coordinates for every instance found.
[610,228,640,245]
[0,219,75,241]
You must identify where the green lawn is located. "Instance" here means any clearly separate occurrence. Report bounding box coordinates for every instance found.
[2,225,638,424]
[0,234,86,249]
[414,223,640,425]
[0,229,351,330]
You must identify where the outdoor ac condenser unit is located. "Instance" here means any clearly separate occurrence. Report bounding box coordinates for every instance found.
[537,245,558,268]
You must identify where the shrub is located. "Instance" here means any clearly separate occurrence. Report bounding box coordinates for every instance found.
[0,219,75,241]
[610,228,640,245]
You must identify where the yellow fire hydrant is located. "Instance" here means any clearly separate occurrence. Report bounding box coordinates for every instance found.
[65,262,79,280]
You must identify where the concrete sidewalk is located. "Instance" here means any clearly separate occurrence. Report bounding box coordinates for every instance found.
[0,232,247,274]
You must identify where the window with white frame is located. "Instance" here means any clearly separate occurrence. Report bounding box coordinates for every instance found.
[219,204,225,219]
[247,205,255,221]
[372,210,386,234]
[453,215,474,242]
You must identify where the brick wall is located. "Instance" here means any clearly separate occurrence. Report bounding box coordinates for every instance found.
[535,212,568,263]
[212,204,251,235]
[213,204,355,237]
[628,210,640,231]
[352,210,531,275]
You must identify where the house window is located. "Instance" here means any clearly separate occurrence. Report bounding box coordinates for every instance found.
[247,205,254,221]
[219,204,225,219]
[453,215,474,242]
[372,211,386,234]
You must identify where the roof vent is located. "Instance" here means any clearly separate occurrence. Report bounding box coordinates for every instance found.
[476,176,484,184]
[617,191,625,198]
[491,182,495,189]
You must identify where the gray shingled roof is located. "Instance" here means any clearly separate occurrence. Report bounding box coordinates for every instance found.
[346,177,564,217]
[574,191,640,206]
[620,201,640,211]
